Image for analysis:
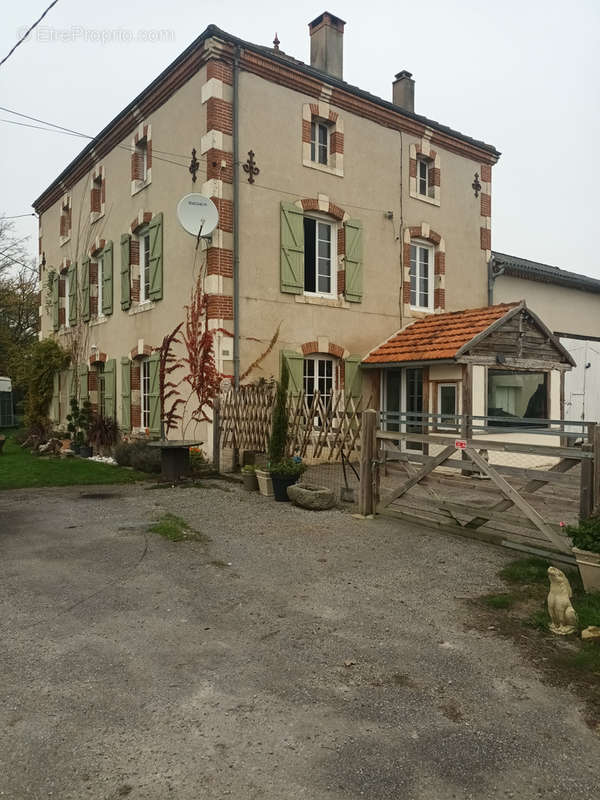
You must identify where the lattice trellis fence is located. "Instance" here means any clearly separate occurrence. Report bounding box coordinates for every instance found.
[219,383,372,463]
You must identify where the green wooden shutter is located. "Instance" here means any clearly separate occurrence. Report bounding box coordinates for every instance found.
[102,241,113,316]
[51,272,59,331]
[78,364,88,402]
[67,367,76,402]
[344,219,363,303]
[148,352,161,435]
[81,258,90,322]
[120,234,131,310]
[148,213,163,301]
[344,355,363,405]
[51,372,60,421]
[280,202,304,294]
[103,358,116,420]
[121,357,131,431]
[68,262,77,325]
[281,350,304,398]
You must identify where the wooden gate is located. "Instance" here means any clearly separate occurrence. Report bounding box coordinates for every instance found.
[359,411,598,558]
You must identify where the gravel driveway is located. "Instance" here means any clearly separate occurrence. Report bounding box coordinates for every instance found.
[1,480,598,799]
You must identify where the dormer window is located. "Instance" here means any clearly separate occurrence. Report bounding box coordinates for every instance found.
[311,120,330,165]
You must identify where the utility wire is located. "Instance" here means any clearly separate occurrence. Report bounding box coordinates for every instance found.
[1,213,37,219]
[0,0,60,69]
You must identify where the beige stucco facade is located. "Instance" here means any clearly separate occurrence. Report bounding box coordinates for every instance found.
[35,22,499,449]
[494,275,600,339]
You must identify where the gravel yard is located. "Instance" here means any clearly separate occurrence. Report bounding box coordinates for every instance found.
[1,480,599,799]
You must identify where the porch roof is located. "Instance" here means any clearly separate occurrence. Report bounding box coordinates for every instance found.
[363,303,520,365]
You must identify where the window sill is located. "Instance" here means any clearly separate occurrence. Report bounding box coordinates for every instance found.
[131,178,151,197]
[89,315,109,327]
[90,211,105,225]
[295,293,351,309]
[409,190,440,207]
[409,306,435,317]
[128,300,155,316]
[59,235,71,247]
[302,158,343,178]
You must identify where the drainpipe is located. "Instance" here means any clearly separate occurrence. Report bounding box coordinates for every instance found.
[233,46,241,389]
[487,254,505,306]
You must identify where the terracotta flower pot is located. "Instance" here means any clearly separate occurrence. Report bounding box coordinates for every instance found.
[573,547,600,593]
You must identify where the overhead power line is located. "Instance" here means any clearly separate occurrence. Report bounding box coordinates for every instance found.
[0,0,60,69]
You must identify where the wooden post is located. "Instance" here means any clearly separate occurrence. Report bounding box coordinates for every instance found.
[359,409,377,516]
[592,422,600,516]
[212,395,221,474]
[461,364,473,475]
[580,437,594,522]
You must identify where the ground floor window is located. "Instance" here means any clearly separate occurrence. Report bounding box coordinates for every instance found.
[382,367,423,448]
[437,383,458,431]
[142,359,151,428]
[487,370,547,424]
[304,356,336,408]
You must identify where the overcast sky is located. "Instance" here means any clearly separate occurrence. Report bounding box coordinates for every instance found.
[1,0,599,277]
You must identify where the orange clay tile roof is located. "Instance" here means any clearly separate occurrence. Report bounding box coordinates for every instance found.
[363,303,520,364]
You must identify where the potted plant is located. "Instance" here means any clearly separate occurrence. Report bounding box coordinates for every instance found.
[567,516,600,593]
[241,464,259,492]
[269,457,306,501]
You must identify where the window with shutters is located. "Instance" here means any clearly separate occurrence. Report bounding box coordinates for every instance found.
[141,359,151,429]
[139,230,151,303]
[64,271,71,328]
[90,166,105,222]
[130,123,152,195]
[304,355,337,407]
[97,255,104,317]
[59,195,72,244]
[303,214,336,298]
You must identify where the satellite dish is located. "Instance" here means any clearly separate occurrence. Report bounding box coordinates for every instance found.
[176,194,219,237]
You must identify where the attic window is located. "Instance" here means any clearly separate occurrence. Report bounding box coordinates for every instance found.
[311,120,330,165]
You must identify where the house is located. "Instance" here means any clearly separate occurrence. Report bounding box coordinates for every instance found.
[34,12,501,451]
[362,301,575,449]
[490,252,600,423]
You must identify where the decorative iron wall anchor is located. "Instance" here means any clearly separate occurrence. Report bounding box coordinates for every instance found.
[189,148,200,183]
[472,172,482,198]
[243,150,260,184]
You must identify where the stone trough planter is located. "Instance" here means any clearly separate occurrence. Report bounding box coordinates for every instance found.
[572,547,600,593]
[287,483,335,510]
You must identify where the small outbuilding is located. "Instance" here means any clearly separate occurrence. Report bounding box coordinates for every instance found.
[361,301,576,432]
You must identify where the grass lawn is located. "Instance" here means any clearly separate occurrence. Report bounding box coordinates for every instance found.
[0,429,149,490]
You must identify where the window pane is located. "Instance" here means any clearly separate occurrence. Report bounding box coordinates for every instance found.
[317,274,331,293]
[319,124,328,145]
[487,370,547,425]
[303,218,316,292]
[440,385,456,415]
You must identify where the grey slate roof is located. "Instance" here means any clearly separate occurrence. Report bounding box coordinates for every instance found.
[492,251,600,294]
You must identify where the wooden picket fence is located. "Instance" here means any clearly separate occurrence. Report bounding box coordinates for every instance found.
[219,383,371,462]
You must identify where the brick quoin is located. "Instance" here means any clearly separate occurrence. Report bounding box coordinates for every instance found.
[90,187,101,213]
[58,278,66,298]
[330,132,344,154]
[89,263,98,283]
[480,164,492,183]
[337,269,345,293]
[430,167,441,187]
[301,341,318,356]
[480,192,491,217]
[129,240,140,265]
[337,228,345,256]
[207,60,233,85]
[301,198,319,212]
[131,151,144,181]
[302,119,311,143]
[207,248,233,277]
[480,227,491,251]
[309,103,319,116]
[90,296,98,315]
[131,404,141,427]
[206,149,233,183]
[434,288,446,309]
[434,252,445,275]
[58,307,65,326]
[131,278,140,303]
[207,294,234,319]
[403,281,411,305]
[409,158,417,178]
[409,226,422,238]
[212,198,233,233]
[88,371,98,392]
[403,243,411,266]
[131,363,141,390]
[429,230,441,245]
[206,98,233,135]
[131,213,152,233]
[328,343,344,359]
[328,202,344,220]
[90,239,106,257]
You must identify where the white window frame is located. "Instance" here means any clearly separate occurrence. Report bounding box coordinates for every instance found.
[139,230,151,304]
[97,254,104,317]
[437,383,458,431]
[64,272,70,328]
[304,354,337,427]
[310,120,330,166]
[303,213,337,299]
[141,359,151,429]
[417,157,431,197]
[410,240,434,312]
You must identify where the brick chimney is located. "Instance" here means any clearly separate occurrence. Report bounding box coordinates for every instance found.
[309,12,345,79]
[393,70,415,113]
